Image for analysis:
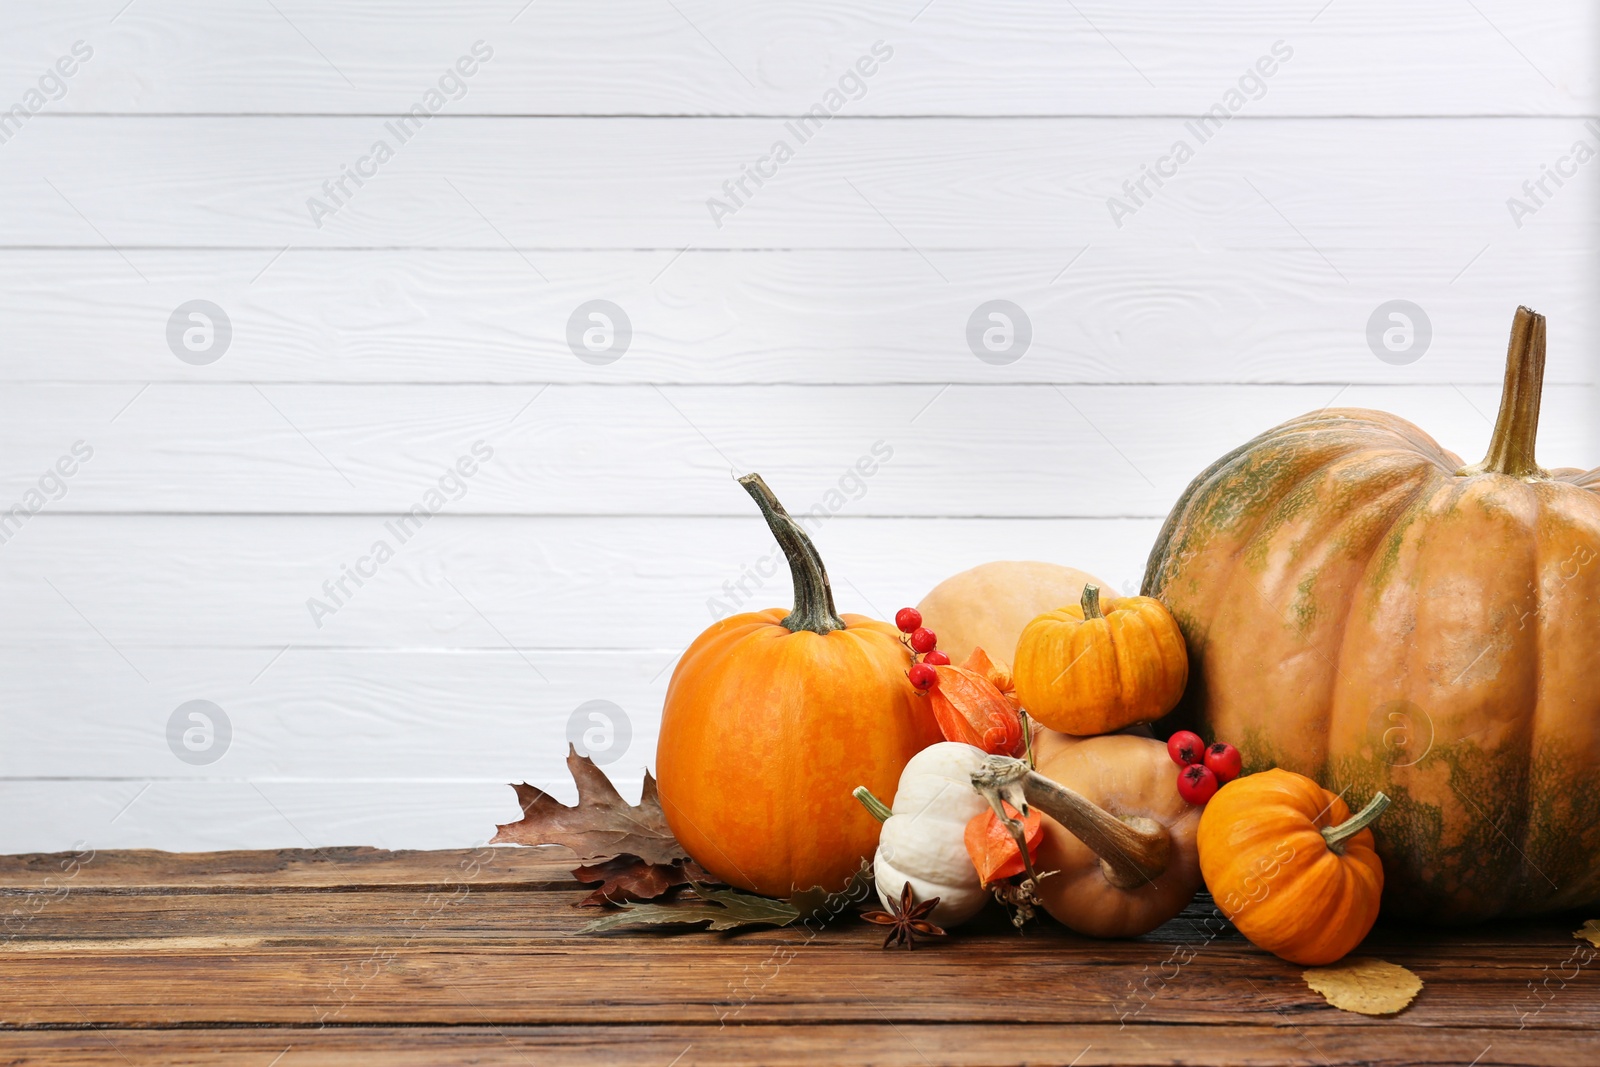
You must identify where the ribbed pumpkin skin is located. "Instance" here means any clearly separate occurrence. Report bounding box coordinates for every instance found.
[1144,407,1600,922]
[1198,769,1383,965]
[656,610,942,897]
[1013,595,1188,735]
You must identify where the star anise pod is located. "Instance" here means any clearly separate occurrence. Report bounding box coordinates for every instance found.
[860,882,947,949]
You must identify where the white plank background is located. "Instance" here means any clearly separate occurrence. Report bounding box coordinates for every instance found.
[0,1,1596,853]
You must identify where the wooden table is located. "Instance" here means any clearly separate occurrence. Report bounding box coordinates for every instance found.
[0,847,1595,1065]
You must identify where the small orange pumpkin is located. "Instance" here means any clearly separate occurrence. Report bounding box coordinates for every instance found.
[1012,585,1188,735]
[1197,768,1388,965]
[656,475,941,897]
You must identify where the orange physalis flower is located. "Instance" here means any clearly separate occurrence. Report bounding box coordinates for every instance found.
[964,801,1044,884]
[927,646,1025,756]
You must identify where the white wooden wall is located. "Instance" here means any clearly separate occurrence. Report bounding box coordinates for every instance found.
[2,1,1595,853]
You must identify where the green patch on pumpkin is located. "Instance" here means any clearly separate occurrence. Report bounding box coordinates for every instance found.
[1289,572,1321,638]
[1233,724,1287,779]
[1519,747,1600,914]
[1241,472,1326,570]
[1365,499,1427,608]
[1188,436,1335,538]
[1329,737,1532,924]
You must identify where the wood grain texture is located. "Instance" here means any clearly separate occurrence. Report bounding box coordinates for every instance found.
[0,1026,1593,1067]
[2,118,1594,250]
[1,942,1586,1027]
[0,383,1593,515]
[0,648,676,786]
[0,516,1164,649]
[0,248,1592,385]
[0,885,1581,951]
[0,780,524,854]
[7,0,1594,116]
[0,846,572,889]
[0,849,1593,1066]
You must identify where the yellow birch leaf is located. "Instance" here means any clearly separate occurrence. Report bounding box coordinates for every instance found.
[1303,958,1422,1015]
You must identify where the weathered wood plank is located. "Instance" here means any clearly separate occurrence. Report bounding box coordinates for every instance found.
[0,780,537,857]
[0,1024,1592,1067]
[0,937,1592,1029]
[0,517,1162,654]
[0,847,572,890]
[0,877,1583,951]
[0,854,1591,1031]
[4,383,1594,517]
[0,847,1593,1067]
[15,0,1597,116]
[2,118,1591,250]
[0,248,1591,386]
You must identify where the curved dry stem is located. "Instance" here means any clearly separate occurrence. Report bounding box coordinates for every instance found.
[852,786,893,824]
[971,755,1170,890]
[1322,791,1389,854]
[738,473,845,635]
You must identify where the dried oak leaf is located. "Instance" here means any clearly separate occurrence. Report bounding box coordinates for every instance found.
[492,744,688,866]
[582,885,800,933]
[1302,958,1422,1015]
[1575,920,1600,948]
[572,855,713,907]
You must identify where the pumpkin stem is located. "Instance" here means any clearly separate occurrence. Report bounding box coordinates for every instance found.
[970,755,1170,891]
[1080,584,1104,620]
[1462,306,1549,480]
[852,786,893,823]
[737,473,846,635]
[1321,791,1389,854]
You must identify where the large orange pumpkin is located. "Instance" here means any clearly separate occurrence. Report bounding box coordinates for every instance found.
[656,475,942,897]
[1144,307,1600,922]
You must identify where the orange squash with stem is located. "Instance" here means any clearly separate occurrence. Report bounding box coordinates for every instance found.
[1198,769,1388,965]
[656,474,942,897]
[1013,585,1188,736]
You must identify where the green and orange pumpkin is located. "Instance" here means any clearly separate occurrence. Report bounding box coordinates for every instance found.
[1144,307,1600,922]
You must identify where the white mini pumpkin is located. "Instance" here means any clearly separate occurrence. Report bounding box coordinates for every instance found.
[869,742,991,926]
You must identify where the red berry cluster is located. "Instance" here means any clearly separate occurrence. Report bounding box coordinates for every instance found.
[1166,730,1242,806]
[894,607,945,691]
